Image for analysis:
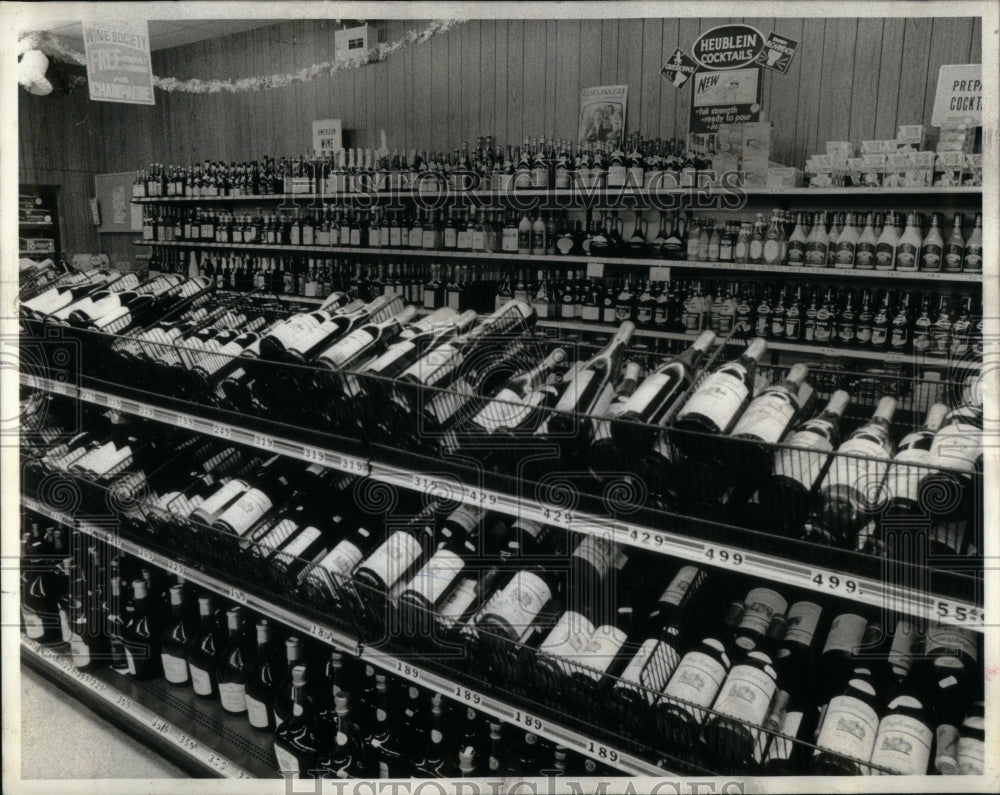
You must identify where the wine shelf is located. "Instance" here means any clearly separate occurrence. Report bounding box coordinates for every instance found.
[21,495,666,777]
[131,185,983,204]
[20,635,265,778]
[130,239,984,284]
[21,372,985,632]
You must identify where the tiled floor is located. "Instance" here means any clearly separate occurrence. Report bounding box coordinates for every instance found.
[21,665,186,779]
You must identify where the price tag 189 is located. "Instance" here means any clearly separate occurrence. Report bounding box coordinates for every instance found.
[309,623,335,643]
[453,684,483,706]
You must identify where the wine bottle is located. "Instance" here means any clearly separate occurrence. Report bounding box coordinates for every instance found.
[882,403,949,515]
[730,363,809,445]
[121,577,163,679]
[956,701,985,774]
[464,348,568,435]
[674,337,767,435]
[868,668,934,775]
[216,606,252,714]
[733,587,788,652]
[810,666,882,774]
[588,361,643,473]
[245,619,285,731]
[548,321,635,437]
[612,330,716,450]
[366,674,405,777]
[210,456,297,538]
[353,504,437,597]
[817,612,869,700]
[187,594,224,697]
[273,665,320,778]
[316,693,368,778]
[419,693,459,777]
[814,396,897,546]
[159,584,195,685]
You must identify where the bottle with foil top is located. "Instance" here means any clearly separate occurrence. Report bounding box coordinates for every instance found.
[810,665,882,774]
[674,337,767,436]
[734,587,788,652]
[868,668,934,775]
[882,402,948,515]
[730,363,810,445]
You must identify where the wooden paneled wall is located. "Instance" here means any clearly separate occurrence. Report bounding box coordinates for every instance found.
[18,17,982,262]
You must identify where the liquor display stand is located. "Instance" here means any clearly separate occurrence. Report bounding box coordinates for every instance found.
[18,247,986,783]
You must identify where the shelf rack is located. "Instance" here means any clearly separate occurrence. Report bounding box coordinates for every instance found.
[21,635,265,778]
[132,239,983,284]
[21,371,984,632]
[21,495,666,777]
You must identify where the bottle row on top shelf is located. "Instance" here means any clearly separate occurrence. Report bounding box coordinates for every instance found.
[147,249,982,362]
[139,205,984,273]
[20,270,984,560]
[19,402,985,777]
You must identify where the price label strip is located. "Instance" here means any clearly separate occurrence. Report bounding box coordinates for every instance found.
[359,647,664,776]
[21,636,253,778]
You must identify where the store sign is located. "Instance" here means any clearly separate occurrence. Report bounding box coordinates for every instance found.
[691,24,765,70]
[661,48,698,89]
[689,67,762,134]
[313,119,343,154]
[931,64,982,126]
[756,32,799,74]
[82,18,154,105]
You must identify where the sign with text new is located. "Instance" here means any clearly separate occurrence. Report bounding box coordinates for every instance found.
[690,68,762,134]
[83,19,154,105]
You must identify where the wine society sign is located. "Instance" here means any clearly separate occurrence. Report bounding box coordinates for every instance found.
[691,24,765,70]
[689,68,762,134]
[83,19,154,105]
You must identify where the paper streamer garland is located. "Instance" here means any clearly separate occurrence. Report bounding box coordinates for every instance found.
[17,19,463,94]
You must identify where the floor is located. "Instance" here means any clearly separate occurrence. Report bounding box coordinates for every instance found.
[20,665,186,779]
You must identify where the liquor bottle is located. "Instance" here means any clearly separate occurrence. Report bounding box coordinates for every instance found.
[730,363,809,446]
[810,666,882,774]
[674,337,767,435]
[814,396,897,546]
[21,526,62,645]
[315,305,418,372]
[613,566,707,708]
[826,213,842,267]
[854,213,882,270]
[956,702,985,775]
[159,584,195,685]
[805,212,829,267]
[867,668,934,775]
[548,322,635,437]
[187,595,224,697]
[317,693,368,778]
[748,213,766,264]
[786,213,807,266]
[121,577,163,679]
[834,211,858,268]
[364,675,404,777]
[475,562,562,646]
[420,693,458,777]
[761,699,821,774]
[210,456,297,538]
[353,504,436,598]
[962,213,982,271]
[943,213,965,272]
[216,606,253,714]
[895,212,921,270]
[102,571,131,673]
[919,212,944,271]
[654,601,745,748]
[760,390,850,533]
[611,330,716,450]
[881,403,949,516]
[816,612,869,700]
[464,347,567,435]
[734,587,788,652]
[273,638,311,728]
[587,361,643,473]
[702,616,785,767]
[273,665,320,778]
[245,620,284,731]
[874,212,900,270]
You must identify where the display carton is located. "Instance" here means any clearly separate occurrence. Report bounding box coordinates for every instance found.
[935,151,966,187]
[741,122,771,187]
[896,124,927,149]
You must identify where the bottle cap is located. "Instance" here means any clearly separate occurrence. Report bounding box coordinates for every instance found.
[290,664,307,686]
[132,579,147,598]
[874,396,898,421]
[335,693,350,710]
[169,584,184,605]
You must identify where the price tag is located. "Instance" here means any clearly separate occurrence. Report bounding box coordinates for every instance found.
[117,694,135,711]
[935,599,984,628]
[206,753,229,773]
[586,262,605,278]
[23,373,39,389]
[704,545,745,568]
[139,404,156,419]
[395,661,421,680]
[453,684,483,706]
[339,457,368,474]
[649,266,671,283]
[513,709,545,731]
[165,559,186,578]
[540,505,574,526]
[175,414,196,429]
[79,389,97,403]
[211,423,232,439]
[883,352,905,363]
[51,379,68,395]
[300,445,328,464]
[251,434,275,450]
[228,586,248,604]
[133,545,155,563]
[626,527,670,551]
[810,570,862,596]
[464,487,498,507]
[309,623,336,643]
[107,395,123,411]
[586,740,621,764]
[151,717,171,734]
[177,734,199,751]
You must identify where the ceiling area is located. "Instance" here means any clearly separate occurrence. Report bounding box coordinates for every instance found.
[28,20,278,53]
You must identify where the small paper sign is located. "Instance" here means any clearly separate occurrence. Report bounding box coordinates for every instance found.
[661,49,698,89]
[756,33,799,74]
[586,262,605,278]
[649,266,671,282]
[313,119,343,154]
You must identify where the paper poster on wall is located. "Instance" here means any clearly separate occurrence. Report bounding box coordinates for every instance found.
[756,33,799,74]
[661,49,699,89]
[689,67,762,134]
[82,18,154,105]
[94,172,141,233]
[579,85,627,147]
[313,119,343,154]
[931,64,982,126]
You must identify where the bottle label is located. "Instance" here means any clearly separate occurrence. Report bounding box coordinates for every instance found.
[615,637,680,703]
[764,709,804,764]
[763,239,781,263]
[273,743,300,776]
[501,228,519,252]
[815,694,879,762]
[581,304,599,322]
[360,531,423,593]
[738,589,788,642]
[749,239,764,261]
[821,613,867,656]
[60,607,72,643]
[214,487,273,536]
[920,244,942,271]
[246,694,270,728]
[456,230,472,250]
[281,526,322,561]
[625,371,677,417]
[870,714,932,774]
[190,664,214,695]
[406,548,465,607]
[896,242,918,270]
[437,577,480,628]
[957,736,985,775]
[805,242,827,266]
[783,601,822,648]
[963,245,982,271]
[712,662,777,726]
[731,393,796,444]
[123,645,137,675]
[662,650,727,717]
[943,244,964,271]
[444,228,457,248]
[426,378,475,425]
[925,627,978,665]
[874,242,896,269]
[571,535,619,584]
[578,624,628,679]
[930,421,981,472]
[855,242,876,269]
[219,682,248,713]
[321,329,376,368]
[161,652,190,684]
[824,437,890,503]
[835,241,856,266]
[539,611,596,674]
[676,372,748,432]
[70,635,92,668]
[660,566,701,607]
[478,571,552,642]
[884,448,931,507]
